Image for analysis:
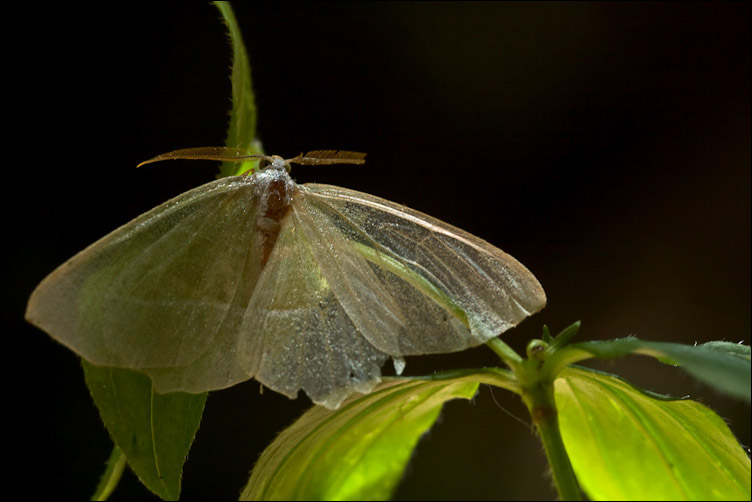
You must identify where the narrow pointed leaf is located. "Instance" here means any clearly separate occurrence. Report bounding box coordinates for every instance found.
[83,361,207,500]
[214,1,262,177]
[556,366,751,501]
[548,320,580,350]
[241,377,481,501]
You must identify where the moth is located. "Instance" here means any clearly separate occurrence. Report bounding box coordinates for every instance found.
[26,148,546,409]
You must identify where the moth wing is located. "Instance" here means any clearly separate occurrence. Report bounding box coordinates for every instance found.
[299,183,547,356]
[25,176,263,393]
[236,205,390,409]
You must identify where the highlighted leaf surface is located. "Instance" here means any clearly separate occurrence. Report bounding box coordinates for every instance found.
[556,367,751,501]
[241,377,480,501]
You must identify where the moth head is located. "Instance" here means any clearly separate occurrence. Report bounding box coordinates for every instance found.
[259,155,291,173]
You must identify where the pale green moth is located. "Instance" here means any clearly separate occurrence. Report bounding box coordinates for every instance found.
[26,148,546,409]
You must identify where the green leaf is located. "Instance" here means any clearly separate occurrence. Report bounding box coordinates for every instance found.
[83,361,207,500]
[548,337,751,402]
[548,320,581,350]
[698,340,751,360]
[556,366,751,501]
[241,377,481,501]
[541,324,554,344]
[214,1,263,177]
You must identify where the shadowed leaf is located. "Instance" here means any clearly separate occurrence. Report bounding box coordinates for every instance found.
[214,1,263,176]
[83,362,206,500]
[565,338,751,402]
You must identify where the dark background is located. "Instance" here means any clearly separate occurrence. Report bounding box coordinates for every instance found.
[7,2,749,500]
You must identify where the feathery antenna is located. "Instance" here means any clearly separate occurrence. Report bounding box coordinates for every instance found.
[290,150,367,166]
[137,147,366,168]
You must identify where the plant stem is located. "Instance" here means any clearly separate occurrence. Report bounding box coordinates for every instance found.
[91,446,126,501]
[486,336,523,369]
[521,380,581,501]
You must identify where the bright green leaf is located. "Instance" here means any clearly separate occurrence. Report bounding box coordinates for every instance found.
[556,366,751,501]
[214,1,263,177]
[241,377,480,501]
[83,361,207,500]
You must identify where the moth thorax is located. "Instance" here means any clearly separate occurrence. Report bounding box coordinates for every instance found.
[254,168,296,266]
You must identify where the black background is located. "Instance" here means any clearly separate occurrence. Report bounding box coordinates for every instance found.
[7,2,749,500]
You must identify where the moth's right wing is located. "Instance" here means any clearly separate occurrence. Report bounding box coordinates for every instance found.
[26,176,263,393]
[297,183,547,357]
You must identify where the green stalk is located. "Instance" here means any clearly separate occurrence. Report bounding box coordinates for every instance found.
[486,336,523,370]
[91,446,126,501]
[520,378,581,501]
